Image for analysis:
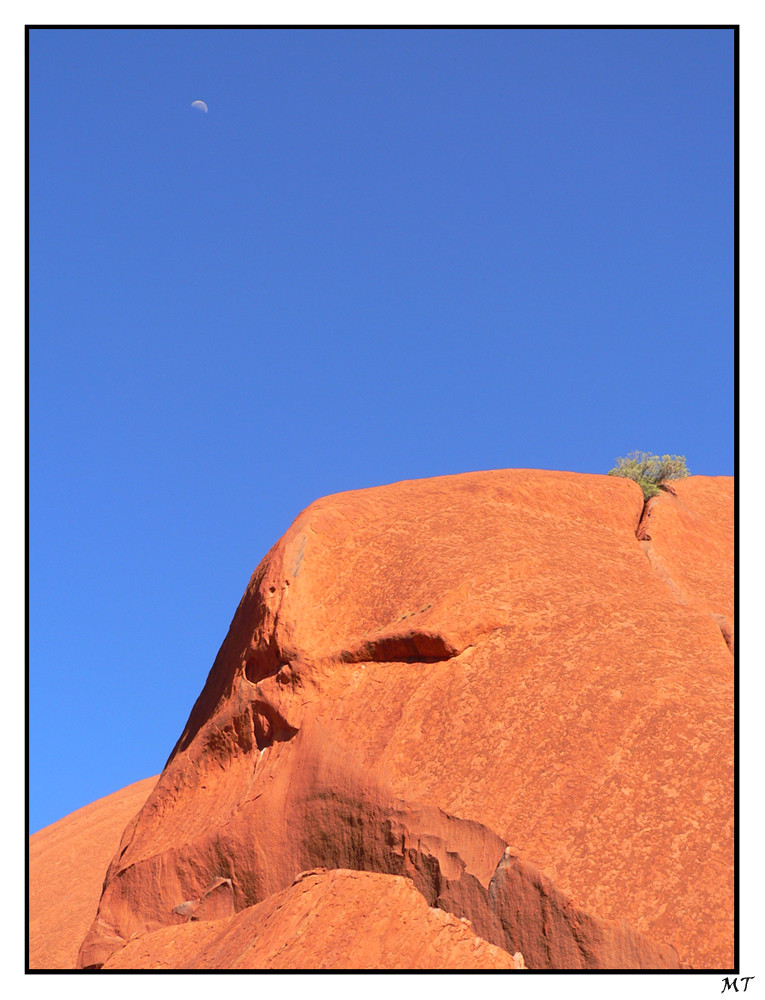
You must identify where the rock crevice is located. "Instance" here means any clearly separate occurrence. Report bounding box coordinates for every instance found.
[635,483,733,655]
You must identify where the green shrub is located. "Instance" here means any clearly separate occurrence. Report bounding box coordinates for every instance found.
[607,451,689,501]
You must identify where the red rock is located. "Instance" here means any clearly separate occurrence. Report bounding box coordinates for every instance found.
[637,476,734,651]
[103,868,525,970]
[28,776,157,969]
[490,852,680,969]
[172,877,236,923]
[73,471,732,969]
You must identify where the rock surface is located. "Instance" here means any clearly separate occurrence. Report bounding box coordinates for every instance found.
[35,470,733,970]
[28,776,157,969]
[103,868,525,970]
[637,476,734,651]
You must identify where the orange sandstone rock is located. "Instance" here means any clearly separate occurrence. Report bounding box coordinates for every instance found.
[75,471,733,970]
[637,476,734,651]
[103,868,525,970]
[28,776,157,969]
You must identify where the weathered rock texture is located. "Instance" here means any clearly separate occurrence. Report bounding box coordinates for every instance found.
[637,476,734,652]
[103,868,526,969]
[43,470,733,971]
[28,776,157,969]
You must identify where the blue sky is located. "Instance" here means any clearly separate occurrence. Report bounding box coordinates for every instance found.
[29,27,734,833]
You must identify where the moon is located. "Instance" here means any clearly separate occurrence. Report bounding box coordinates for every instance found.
[191,100,208,113]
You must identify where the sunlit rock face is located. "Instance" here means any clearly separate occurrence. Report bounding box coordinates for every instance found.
[102,868,528,971]
[28,776,159,970]
[69,470,731,970]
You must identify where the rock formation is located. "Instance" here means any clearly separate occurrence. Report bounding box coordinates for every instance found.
[28,776,158,969]
[31,470,734,970]
[102,868,526,970]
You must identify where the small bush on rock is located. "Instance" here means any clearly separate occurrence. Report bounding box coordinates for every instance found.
[607,451,689,501]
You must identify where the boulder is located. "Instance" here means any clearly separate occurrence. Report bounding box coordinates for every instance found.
[71,471,731,969]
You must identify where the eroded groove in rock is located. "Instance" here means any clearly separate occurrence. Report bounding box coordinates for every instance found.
[337,630,460,664]
[635,496,655,542]
[638,537,688,604]
[712,614,734,653]
[634,482,734,656]
[635,497,687,602]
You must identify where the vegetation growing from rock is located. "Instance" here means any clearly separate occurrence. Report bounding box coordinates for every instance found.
[607,452,689,500]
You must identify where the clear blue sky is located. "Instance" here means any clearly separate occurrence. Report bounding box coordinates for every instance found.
[29,27,734,833]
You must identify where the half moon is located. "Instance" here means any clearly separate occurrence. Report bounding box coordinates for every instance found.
[191,100,208,113]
